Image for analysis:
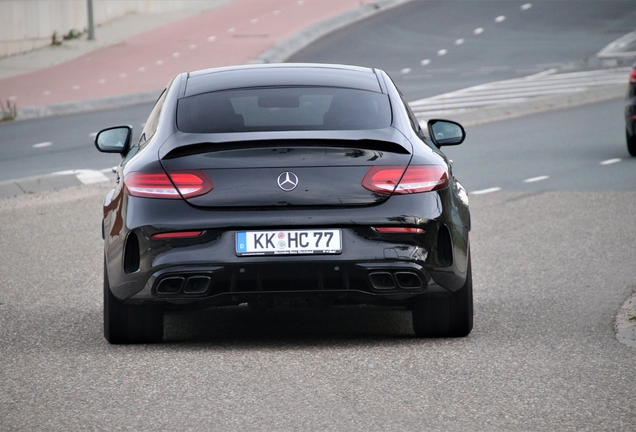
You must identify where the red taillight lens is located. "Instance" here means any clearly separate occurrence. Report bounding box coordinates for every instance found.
[152,231,203,239]
[362,165,449,194]
[630,68,636,84]
[124,171,213,199]
[374,227,425,233]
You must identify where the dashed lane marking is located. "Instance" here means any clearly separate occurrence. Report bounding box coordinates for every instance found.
[32,142,52,149]
[601,158,622,165]
[523,175,549,183]
[471,187,501,195]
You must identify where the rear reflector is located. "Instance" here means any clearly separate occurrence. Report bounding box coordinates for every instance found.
[152,231,203,239]
[124,171,212,199]
[374,227,425,233]
[362,165,449,194]
[630,68,636,84]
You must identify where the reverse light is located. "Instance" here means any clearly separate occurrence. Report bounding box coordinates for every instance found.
[362,165,449,194]
[374,227,425,233]
[152,231,203,239]
[124,171,213,199]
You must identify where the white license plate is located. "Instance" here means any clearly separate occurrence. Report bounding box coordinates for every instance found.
[236,229,342,256]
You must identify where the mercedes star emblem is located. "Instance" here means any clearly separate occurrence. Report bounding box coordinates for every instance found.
[277,172,299,191]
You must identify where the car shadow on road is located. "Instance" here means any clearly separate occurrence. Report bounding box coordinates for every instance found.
[161,305,420,348]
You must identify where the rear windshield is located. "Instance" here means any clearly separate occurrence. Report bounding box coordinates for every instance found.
[176,87,392,133]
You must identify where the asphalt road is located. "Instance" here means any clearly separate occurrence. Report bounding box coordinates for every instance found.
[2,0,636,429]
[289,0,636,100]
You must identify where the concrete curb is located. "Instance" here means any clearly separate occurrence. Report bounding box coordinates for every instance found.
[252,0,413,64]
[615,288,636,349]
[0,170,115,199]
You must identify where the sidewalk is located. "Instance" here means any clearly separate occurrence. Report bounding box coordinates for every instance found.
[0,0,410,120]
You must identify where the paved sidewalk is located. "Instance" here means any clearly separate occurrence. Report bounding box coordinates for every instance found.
[0,0,410,119]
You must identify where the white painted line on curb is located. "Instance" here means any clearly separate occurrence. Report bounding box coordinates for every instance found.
[471,187,501,195]
[601,158,621,165]
[32,142,52,149]
[523,175,549,183]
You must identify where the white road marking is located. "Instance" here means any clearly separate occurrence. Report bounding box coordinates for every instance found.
[438,49,448,56]
[521,3,533,10]
[43,90,51,96]
[601,158,621,165]
[189,44,197,50]
[89,132,97,138]
[523,175,549,183]
[400,68,412,74]
[119,73,127,78]
[495,15,506,23]
[32,142,52,149]
[138,67,146,72]
[156,60,164,65]
[410,67,630,118]
[172,52,180,58]
[420,59,431,66]
[207,36,217,42]
[471,187,501,195]
[455,39,465,46]
[98,79,107,84]
[227,27,235,33]
[474,28,484,35]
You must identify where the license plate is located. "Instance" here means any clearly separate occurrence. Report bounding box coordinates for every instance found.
[236,229,342,256]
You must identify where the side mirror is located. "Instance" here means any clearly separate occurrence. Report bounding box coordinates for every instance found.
[94,125,132,155]
[427,119,465,147]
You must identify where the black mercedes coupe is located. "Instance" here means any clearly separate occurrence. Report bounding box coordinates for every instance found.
[95,63,472,344]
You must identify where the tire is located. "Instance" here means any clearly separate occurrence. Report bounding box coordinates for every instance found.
[412,256,473,338]
[627,129,636,157]
[104,261,163,344]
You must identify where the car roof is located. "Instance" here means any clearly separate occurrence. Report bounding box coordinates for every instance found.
[183,63,384,97]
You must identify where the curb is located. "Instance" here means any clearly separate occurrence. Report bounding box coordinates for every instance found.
[0,169,115,199]
[252,0,413,64]
[615,288,636,349]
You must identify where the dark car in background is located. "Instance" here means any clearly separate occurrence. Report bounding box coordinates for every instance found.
[626,62,636,156]
[95,63,472,344]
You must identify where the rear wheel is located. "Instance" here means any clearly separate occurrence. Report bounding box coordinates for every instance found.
[104,261,163,344]
[627,129,636,157]
[412,256,473,338]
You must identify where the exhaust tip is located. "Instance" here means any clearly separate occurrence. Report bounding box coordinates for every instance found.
[156,277,185,294]
[368,272,396,290]
[395,272,423,289]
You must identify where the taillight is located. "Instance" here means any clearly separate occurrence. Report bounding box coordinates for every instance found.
[362,165,449,194]
[124,171,213,199]
[630,68,636,84]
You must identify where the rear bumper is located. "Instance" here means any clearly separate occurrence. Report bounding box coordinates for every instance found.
[126,259,462,307]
